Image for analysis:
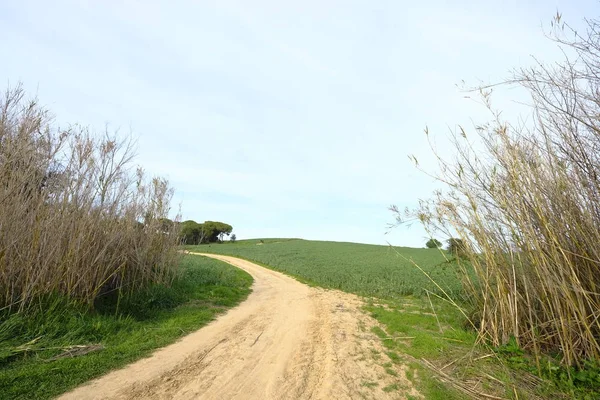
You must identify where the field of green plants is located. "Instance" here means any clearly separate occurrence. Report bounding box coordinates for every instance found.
[187,239,466,300]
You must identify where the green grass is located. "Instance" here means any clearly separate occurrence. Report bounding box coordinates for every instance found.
[366,297,476,360]
[366,297,471,399]
[366,296,575,399]
[188,238,466,299]
[0,254,252,400]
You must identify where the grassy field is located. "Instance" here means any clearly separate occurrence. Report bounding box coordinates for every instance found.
[0,255,252,400]
[187,238,467,300]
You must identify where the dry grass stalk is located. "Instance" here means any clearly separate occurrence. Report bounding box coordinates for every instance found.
[394,15,600,368]
[0,84,181,312]
[422,358,509,399]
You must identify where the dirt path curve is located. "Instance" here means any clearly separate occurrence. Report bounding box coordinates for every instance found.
[60,253,418,400]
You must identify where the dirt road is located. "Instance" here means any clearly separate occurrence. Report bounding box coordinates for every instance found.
[60,253,418,400]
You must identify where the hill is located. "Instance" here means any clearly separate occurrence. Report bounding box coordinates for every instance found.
[186,238,464,299]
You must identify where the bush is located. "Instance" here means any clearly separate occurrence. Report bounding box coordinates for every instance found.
[0,84,180,313]
[425,238,442,249]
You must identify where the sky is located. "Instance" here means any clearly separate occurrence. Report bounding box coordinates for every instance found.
[1,0,597,247]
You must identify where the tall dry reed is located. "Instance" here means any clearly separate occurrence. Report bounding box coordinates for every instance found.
[394,15,600,368]
[0,84,180,313]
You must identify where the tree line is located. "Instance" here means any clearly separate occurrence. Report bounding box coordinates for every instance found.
[179,220,233,244]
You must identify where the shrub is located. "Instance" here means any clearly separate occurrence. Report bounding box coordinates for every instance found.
[425,238,442,249]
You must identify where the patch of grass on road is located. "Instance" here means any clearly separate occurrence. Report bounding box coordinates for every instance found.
[366,297,569,399]
[0,255,252,400]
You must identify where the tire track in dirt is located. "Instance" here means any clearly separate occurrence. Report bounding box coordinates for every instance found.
[59,253,419,400]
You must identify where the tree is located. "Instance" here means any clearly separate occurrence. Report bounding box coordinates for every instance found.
[201,221,218,243]
[202,221,232,243]
[179,220,202,244]
[425,238,442,248]
[216,222,233,242]
[230,234,237,243]
[179,220,233,244]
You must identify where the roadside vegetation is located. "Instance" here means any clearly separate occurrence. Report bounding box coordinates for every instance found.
[0,85,180,312]
[0,86,252,399]
[0,254,252,400]
[389,13,600,400]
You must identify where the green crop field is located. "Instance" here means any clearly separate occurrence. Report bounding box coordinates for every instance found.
[186,238,467,300]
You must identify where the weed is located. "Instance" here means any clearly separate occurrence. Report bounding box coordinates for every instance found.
[361,381,378,388]
[382,383,399,392]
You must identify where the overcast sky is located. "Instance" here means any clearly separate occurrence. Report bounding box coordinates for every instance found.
[1,1,596,246]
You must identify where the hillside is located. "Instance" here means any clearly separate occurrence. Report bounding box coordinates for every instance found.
[186,238,465,299]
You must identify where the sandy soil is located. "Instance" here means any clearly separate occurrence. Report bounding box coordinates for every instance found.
[59,253,419,400]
